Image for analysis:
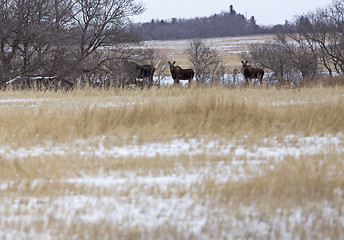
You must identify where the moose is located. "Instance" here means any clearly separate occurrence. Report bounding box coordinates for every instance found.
[124,60,155,88]
[168,61,194,84]
[241,60,264,85]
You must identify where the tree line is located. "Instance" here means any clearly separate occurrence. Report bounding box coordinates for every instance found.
[135,5,281,41]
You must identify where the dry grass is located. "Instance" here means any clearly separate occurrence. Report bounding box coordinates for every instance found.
[0,84,344,239]
[1,85,343,144]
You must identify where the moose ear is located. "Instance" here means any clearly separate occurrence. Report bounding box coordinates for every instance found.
[245,60,248,64]
[241,60,244,64]
[173,61,176,64]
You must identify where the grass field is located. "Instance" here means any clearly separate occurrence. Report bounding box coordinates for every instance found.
[0,84,344,239]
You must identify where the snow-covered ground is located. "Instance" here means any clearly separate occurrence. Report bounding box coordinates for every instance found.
[0,133,343,239]
[142,35,272,54]
[0,134,343,161]
[0,92,344,239]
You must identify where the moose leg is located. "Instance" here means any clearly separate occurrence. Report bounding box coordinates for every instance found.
[259,73,264,85]
[148,76,154,88]
[245,77,250,86]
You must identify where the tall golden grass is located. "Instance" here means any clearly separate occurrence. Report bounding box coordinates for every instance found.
[0,85,343,144]
[0,84,344,239]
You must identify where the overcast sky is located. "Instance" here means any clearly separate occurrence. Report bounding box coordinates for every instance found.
[132,0,333,25]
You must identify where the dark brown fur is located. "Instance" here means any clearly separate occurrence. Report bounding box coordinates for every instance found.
[241,60,264,85]
[168,61,194,84]
[125,61,155,87]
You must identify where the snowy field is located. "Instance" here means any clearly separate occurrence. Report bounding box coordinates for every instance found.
[141,34,275,69]
[0,89,344,239]
[142,35,272,55]
[1,135,343,239]
[1,134,343,239]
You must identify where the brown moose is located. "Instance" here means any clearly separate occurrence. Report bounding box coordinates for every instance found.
[168,61,194,84]
[124,60,155,88]
[241,60,264,85]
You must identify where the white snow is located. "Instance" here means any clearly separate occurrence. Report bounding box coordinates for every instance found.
[0,135,342,160]
[0,96,343,239]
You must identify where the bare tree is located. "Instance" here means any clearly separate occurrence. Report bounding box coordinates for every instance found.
[0,0,145,88]
[70,0,144,75]
[187,39,225,83]
[293,0,344,76]
[246,39,318,85]
[245,41,292,81]
[0,0,14,83]
[244,0,344,85]
[276,33,318,79]
[0,0,60,83]
[294,14,333,76]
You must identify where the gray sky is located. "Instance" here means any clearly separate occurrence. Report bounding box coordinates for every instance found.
[132,0,333,25]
